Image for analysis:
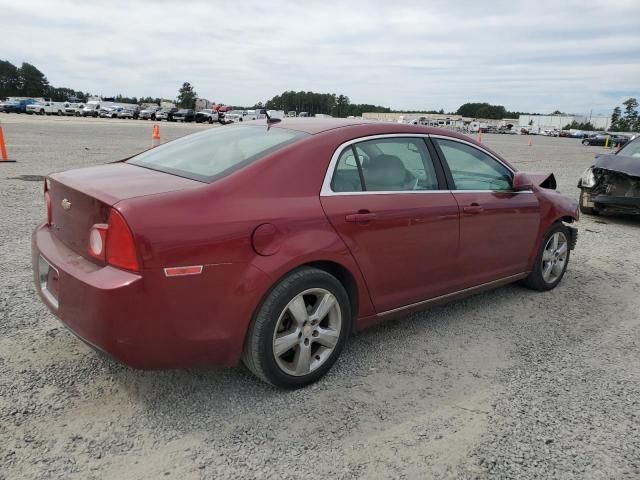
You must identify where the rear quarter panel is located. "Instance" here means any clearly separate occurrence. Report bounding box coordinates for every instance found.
[116,133,378,340]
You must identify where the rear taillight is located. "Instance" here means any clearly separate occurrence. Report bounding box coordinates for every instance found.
[44,180,51,225]
[88,209,139,272]
[106,209,139,272]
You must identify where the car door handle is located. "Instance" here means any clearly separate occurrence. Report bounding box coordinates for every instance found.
[345,212,377,223]
[463,204,484,214]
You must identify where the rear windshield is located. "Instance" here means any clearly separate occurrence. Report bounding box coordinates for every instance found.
[127,126,309,182]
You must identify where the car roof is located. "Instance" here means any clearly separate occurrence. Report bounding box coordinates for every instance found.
[243,118,511,166]
[245,117,480,141]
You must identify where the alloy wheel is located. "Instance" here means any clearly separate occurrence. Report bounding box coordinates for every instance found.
[272,288,342,376]
[541,232,568,283]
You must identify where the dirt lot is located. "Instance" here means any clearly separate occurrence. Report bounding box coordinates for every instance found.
[1,114,638,479]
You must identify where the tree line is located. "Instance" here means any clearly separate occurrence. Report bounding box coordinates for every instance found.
[455,102,540,119]
[6,59,633,128]
[0,60,90,102]
[610,98,639,132]
[264,91,391,117]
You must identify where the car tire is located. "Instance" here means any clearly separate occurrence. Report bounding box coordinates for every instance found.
[242,267,351,389]
[579,189,599,215]
[521,223,571,292]
[582,139,590,146]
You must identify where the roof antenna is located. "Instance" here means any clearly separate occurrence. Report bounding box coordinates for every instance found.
[265,110,281,125]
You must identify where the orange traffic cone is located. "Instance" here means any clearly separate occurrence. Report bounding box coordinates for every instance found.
[528,137,533,147]
[151,124,160,147]
[0,120,16,162]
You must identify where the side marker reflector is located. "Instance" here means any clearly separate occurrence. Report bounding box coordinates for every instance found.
[164,265,203,277]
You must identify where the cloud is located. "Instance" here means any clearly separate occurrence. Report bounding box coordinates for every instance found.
[2,0,638,114]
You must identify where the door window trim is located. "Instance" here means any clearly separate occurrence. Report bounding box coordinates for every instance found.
[321,134,449,197]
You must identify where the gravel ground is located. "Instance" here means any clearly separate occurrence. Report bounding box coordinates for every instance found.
[0,114,638,479]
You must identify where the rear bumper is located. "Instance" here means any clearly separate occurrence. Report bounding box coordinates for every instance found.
[32,224,271,369]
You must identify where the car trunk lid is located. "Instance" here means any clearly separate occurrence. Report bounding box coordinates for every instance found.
[48,162,203,261]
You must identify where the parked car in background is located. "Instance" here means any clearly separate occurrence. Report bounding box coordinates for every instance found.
[155,107,178,121]
[4,99,38,113]
[267,110,285,120]
[2,100,18,112]
[64,103,85,116]
[172,109,195,122]
[117,107,135,119]
[577,136,640,216]
[581,134,630,147]
[242,109,268,121]
[81,101,101,117]
[223,110,244,123]
[25,102,45,115]
[99,106,118,118]
[139,106,161,120]
[32,119,579,388]
[195,109,219,123]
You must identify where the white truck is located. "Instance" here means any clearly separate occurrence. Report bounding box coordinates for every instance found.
[26,100,69,116]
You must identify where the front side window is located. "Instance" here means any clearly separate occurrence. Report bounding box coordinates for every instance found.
[331,137,439,192]
[434,138,512,191]
[128,126,308,182]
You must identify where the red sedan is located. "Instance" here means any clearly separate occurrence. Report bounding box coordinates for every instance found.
[32,119,579,388]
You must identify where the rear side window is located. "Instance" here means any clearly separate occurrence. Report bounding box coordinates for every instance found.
[128,126,308,182]
[331,137,439,192]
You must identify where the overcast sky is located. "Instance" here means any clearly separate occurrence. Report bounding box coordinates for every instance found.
[2,0,638,114]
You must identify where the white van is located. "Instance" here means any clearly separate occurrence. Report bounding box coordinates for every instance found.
[81,101,101,117]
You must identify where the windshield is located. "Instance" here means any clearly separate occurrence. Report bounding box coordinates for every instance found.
[617,138,640,158]
[128,126,309,182]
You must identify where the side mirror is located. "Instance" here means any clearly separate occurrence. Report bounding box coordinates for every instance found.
[512,172,533,191]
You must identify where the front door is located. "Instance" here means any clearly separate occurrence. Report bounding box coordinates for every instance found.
[321,135,460,313]
[432,137,540,287]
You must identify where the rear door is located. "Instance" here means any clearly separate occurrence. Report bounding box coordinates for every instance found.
[431,136,540,287]
[320,135,460,314]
